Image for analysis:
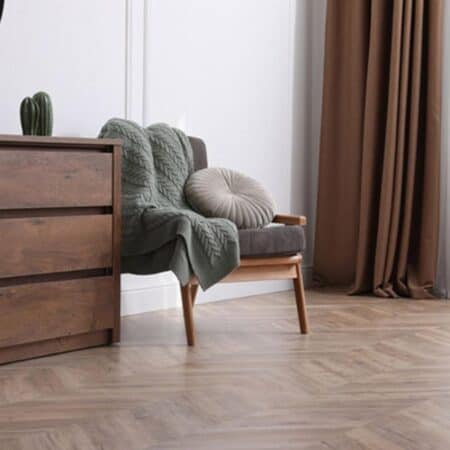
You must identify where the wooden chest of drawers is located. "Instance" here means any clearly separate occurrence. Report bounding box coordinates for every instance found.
[0,135,121,364]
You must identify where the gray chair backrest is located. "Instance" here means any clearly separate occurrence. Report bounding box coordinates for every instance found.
[189,136,208,171]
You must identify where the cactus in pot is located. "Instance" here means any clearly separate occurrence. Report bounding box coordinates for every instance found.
[20,97,40,135]
[32,91,53,136]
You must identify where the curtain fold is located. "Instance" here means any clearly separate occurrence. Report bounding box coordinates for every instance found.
[436,0,450,297]
[314,0,443,298]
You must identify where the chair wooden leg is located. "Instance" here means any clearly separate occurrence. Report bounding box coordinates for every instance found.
[292,263,309,334]
[191,284,199,306]
[180,283,196,346]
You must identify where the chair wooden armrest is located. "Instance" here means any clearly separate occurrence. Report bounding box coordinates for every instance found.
[273,214,307,226]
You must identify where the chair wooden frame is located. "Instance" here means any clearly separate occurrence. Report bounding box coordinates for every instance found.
[180,214,309,345]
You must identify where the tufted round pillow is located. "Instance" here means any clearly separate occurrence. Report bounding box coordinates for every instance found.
[185,168,276,229]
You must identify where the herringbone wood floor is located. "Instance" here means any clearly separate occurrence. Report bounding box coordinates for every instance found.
[0,289,450,449]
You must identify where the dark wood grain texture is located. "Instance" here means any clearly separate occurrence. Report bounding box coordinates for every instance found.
[0,135,121,364]
[0,134,121,148]
[112,144,122,342]
[0,150,112,209]
[0,331,110,365]
[0,277,114,347]
[0,215,112,278]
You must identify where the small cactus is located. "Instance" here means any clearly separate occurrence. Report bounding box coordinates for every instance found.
[20,97,40,135]
[32,91,53,136]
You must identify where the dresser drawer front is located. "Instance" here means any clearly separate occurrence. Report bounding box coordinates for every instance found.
[0,215,112,278]
[0,150,112,209]
[0,277,114,347]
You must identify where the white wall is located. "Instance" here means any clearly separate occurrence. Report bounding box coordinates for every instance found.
[0,0,327,315]
[123,0,328,313]
[126,0,296,312]
[146,0,293,209]
[0,0,126,136]
[291,0,327,270]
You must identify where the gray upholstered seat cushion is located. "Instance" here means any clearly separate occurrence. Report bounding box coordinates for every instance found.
[187,137,305,257]
[239,225,305,257]
[185,168,276,229]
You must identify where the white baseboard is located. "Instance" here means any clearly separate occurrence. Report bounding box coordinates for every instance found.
[120,266,313,317]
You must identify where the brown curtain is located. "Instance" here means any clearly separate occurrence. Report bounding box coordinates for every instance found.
[314,0,443,298]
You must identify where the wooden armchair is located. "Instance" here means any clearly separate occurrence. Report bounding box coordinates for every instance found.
[180,138,308,345]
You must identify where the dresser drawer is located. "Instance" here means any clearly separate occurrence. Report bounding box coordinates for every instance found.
[0,150,112,209]
[0,277,114,347]
[0,215,112,278]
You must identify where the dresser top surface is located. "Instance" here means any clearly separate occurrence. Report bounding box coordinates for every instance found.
[0,134,122,149]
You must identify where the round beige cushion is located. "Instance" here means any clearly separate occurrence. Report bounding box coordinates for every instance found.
[185,168,276,229]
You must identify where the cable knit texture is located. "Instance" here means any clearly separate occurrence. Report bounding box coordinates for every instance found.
[99,118,239,289]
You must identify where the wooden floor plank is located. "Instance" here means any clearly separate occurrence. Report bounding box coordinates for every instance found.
[0,289,448,449]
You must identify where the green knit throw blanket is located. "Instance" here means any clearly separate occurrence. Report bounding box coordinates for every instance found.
[99,118,239,289]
